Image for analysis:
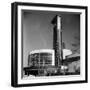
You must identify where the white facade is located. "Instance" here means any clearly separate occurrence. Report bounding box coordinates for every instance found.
[30,49,55,65]
[63,49,72,59]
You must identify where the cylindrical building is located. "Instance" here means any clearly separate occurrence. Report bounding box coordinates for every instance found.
[28,49,55,67]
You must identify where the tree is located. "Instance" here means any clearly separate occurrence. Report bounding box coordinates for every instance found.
[71,34,80,54]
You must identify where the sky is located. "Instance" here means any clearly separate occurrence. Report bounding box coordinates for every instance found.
[22,10,80,67]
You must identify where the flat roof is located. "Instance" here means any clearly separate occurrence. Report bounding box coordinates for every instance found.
[30,49,54,54]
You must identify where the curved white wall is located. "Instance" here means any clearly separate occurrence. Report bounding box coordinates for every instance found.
[30,49,55,65]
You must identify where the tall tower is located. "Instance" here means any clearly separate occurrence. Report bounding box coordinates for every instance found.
[51,15,63,66]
